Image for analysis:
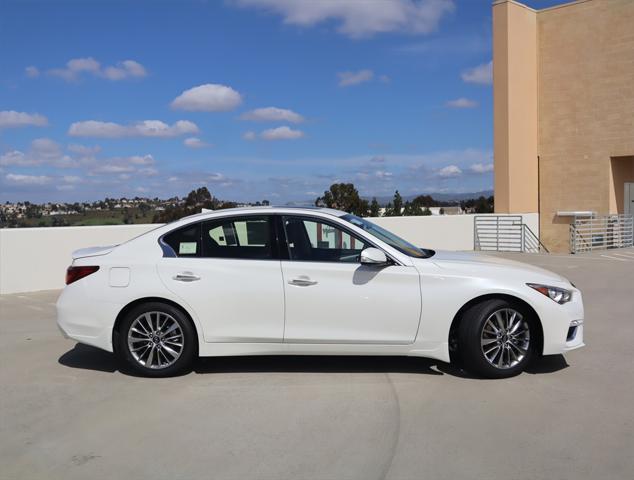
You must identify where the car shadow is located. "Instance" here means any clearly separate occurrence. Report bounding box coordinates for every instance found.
[58,343,568,378]
[58,343,119,373]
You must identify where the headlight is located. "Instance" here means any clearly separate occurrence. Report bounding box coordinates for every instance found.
[527,283,572,304]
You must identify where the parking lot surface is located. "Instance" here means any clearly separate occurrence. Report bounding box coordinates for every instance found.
[1,249,633,480]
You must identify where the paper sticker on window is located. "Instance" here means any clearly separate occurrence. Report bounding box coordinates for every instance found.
[179,242,197,255]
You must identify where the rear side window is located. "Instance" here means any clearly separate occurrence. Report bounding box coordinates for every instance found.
[202,216,274,259]
[162,223,201,257]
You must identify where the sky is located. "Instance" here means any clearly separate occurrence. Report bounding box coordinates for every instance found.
[0,0,565,203]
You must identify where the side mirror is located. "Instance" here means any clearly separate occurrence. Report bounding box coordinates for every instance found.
[360,247,388,265]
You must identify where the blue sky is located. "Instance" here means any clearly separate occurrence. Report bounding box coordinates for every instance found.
[0,0,564,203]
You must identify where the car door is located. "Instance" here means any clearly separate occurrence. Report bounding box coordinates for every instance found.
[280,215,421,344]
[156,215,284,343]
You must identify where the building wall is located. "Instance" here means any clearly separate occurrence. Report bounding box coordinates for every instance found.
[537,0,634,252]
[493,0,539,214]
[493,0,634,252]
[0,213,539,294]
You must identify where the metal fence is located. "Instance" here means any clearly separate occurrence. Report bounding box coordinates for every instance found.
[474,216,548,253]
[570,214,634,253]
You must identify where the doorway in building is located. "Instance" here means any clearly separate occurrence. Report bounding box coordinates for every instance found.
[610,156,634,214]
[626,183,634,216]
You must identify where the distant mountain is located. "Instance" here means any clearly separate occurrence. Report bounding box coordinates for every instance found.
[285,190,493,207]
[366,190,494,205]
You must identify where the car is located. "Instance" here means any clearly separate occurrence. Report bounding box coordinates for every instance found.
[56,206,585,378]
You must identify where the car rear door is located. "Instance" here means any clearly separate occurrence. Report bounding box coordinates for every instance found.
[279,215,421,344]
[157,215,284,343]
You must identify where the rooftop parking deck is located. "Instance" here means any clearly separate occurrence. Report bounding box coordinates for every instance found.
[1,249,633,480]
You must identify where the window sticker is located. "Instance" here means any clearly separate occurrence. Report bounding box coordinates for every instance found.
[179,242,197,255]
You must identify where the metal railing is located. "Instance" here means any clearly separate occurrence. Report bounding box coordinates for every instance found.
[474,216,548,253]
[570,214,633,253]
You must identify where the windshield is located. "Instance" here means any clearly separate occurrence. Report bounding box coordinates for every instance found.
[341,214,433,258]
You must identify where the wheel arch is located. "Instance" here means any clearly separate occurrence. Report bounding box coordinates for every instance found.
[448,293,544,359]
[112,297,200,353]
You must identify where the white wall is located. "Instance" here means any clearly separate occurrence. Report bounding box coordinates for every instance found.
[371,213,539,252]
[0,213,538,295]
[0,224,158,295]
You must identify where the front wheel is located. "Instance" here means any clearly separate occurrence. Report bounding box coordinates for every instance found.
[116,302,197,377]
[458,299,536,379]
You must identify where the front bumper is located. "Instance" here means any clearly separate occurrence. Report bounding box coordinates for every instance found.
[539,287,585,355]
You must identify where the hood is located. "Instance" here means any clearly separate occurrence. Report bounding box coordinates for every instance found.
[423,250,569,284]
[72,245,117,260]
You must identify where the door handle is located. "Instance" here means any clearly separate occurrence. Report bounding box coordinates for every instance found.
[288,277,318,287]
[173,272,201,282]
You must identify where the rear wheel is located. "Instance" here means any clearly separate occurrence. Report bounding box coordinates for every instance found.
[458,299,536,379]
[116,302,197,377]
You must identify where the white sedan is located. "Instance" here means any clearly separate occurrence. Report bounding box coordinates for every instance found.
[57,207,584,378]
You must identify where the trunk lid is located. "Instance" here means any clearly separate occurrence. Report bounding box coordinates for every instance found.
[71,245,117,260]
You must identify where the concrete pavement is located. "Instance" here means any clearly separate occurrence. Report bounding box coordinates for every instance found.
[1,250,633,480]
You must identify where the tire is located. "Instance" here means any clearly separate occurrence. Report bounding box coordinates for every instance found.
[458,299,536,379]
[116,302,197,377]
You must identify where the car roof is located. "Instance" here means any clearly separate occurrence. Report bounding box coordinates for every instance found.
[178,205,349,222]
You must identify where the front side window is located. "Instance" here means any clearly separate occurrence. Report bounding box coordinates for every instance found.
[282,216,367,263]
[202,216,273,259]
[341,214,432,258]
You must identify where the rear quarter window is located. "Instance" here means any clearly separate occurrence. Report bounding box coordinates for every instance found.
[162,223,201,257]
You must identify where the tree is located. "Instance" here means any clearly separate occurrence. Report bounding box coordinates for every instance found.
[185,187,213,209]
[403,201,423,216]
[461,195,494,214]
[369,197,380,217]
[315,183,369,217]
[154,187,217,223]
[385,190,403,216]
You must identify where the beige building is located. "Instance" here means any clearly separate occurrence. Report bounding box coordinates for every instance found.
[493,0,634,252]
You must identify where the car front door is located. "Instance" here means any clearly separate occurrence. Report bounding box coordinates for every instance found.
[157,215,284,343]
[279,215,421,344]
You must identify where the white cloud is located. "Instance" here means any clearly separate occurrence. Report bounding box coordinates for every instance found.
[47,57,147,82]
[67,144,101,156]
[260,126,304,140]
[374,170,393,180]
[139,167,159,176]
[241,107,304,123]
[171,84,243,111]
[461,60,492,85]
[446,97,478,108]
[0,138,75,168]
[233,0,455,38]
[128,154,155,165]
[25,66,40,78]
[0,110,48,129]
[90,154,156,176]
[242,131,257,141]
[438,165,462,177]
[5,173,52,185]
[470,163,494,173]
[92,164,137,174]
[102,60,147,80]
[184,137,211,148]
[338,69,374,87]
[63,175,82,184]
[68,119,199,138]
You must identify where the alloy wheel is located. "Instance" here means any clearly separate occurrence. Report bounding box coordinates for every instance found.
[127,311,184,369]
[480,308,530,369]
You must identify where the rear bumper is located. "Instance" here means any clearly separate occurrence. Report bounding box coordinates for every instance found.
[56,285,118,352]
